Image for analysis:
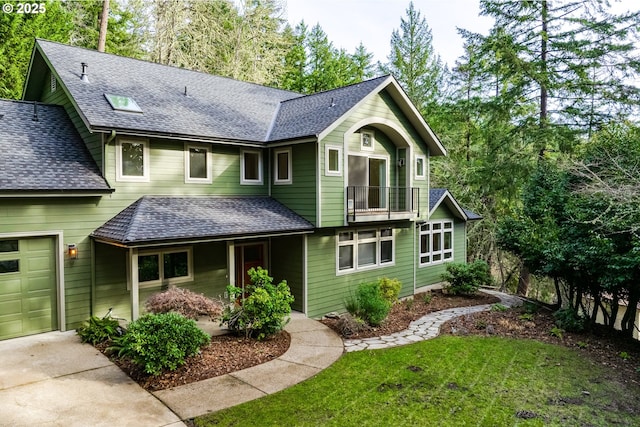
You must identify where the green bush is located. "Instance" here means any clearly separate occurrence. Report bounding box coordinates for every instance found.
[110,312,210,376]
[378,277,402,304]
[441,260,493,295]
[221,267,294,340]
[77,314,123,345]
[354,281,391,327]
[553,307,586,332]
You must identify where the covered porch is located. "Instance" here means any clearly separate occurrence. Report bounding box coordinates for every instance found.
[90,196,314,321]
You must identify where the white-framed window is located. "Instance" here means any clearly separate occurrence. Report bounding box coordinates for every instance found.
[419,221,453,266]
[184,143,212,183]
[361,130,374,151]
[137,247,193,288]
[241,149,263,185]
[116,138,150,182]
[415,155,426,180]
[274,148,292,184]
[337,228,394,273]
[325,145,342,176]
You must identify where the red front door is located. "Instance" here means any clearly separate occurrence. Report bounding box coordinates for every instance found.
[234,244,265,292]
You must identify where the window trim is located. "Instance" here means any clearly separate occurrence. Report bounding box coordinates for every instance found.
[336,228,395,274]
[184,143,212,184]
[274,148,292,185]
[325,145,342,176]
[240,149,263,185]
[415,155,426,180]
[116,138,150,182]
[361,130,375,151]
[136,247,193,288]
[419,220,454,266]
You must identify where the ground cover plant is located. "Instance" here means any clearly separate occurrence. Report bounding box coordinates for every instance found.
[194,335,640,426]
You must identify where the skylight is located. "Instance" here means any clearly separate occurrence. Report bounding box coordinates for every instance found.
[104,94,143,113]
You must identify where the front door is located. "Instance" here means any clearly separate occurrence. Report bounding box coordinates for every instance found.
[234,243,265,293]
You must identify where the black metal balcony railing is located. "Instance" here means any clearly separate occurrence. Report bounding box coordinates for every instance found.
[346,186,419,221]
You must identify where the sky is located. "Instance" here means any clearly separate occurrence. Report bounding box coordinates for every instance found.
[284,0,639,68]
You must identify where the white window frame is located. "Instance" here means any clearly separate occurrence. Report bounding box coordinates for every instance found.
[361,130,375,151]
[136,247,193,288]
[336,228,395,274]
[415,155,426,180]
[325,145,342,176]
[419,221,454,266]
[274,148,292,185]
[240,149,263,185]
[116,138,150,182]
[184,143,212,184]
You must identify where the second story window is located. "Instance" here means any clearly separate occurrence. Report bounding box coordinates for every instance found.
[274,148,292,184]
[415,155,426,180]
[116,139,149,182]
[325,145,342,176]
[185,144,212,183]
[241,149,263,185]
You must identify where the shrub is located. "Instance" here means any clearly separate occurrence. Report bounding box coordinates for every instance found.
[337,313,370,337]
[77,313,124,345]
[221,267,294,340]
[145,286,223,320]
[378,277,402,304]
[110,312,210,376]
[441,260,493,296]
[422,292,433,304]
[354,281,391,326]
[553,307,586,332]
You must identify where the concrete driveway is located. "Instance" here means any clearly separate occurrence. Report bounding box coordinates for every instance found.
[0,331,184,427]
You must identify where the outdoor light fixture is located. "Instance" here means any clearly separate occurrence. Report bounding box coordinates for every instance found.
[68,244,78,260]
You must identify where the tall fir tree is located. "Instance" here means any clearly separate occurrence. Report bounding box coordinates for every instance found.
[378,1,445,114]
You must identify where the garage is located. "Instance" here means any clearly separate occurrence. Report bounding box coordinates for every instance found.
[0,237,57,340]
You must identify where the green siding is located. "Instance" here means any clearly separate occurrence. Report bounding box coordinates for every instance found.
[305,224,414,319]
[270,143,317,224]
[270,236,305,312]
[319,90,432,227]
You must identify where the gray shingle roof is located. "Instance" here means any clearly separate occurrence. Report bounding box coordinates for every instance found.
[268,76,390,141]
[0,99,112,193]
[29,41,401,144]
[33,40,301,143]
[91,196,314,246]
[429,188,482,221]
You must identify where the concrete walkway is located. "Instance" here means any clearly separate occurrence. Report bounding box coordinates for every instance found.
[153,312,344,420]
[344,289,522,352]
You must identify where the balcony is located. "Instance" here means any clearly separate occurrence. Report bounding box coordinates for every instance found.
[346,186,419,222]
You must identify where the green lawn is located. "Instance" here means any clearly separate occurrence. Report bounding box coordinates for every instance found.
[195,336,640,427]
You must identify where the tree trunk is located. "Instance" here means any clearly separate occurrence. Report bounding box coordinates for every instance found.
[553,277,562,310]
[517,264,530,296]
[621,288,640,338]
[97,0,110,53]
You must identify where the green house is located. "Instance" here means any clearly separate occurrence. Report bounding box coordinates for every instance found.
[0,39,480,340]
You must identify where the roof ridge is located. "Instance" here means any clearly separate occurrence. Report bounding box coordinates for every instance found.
[123,197,147,243]
[278,74,390,106]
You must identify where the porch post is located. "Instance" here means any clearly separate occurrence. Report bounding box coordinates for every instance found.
[227,242,235,287]
[130,248,139,320]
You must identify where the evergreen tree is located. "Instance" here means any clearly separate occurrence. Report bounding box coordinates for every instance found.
[379,1,445,113]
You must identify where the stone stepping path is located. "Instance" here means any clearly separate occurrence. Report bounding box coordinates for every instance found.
[343,289,522,352]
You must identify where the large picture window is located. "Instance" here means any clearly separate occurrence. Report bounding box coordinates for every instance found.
[337,228,394,273]
[185,144,212,183]
[116,139,149,182]
[419,221,453,265]
[241,150,263,184]
[137,247,192,287]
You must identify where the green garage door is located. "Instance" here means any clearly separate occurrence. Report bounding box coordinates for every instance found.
[0,237,57,340]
